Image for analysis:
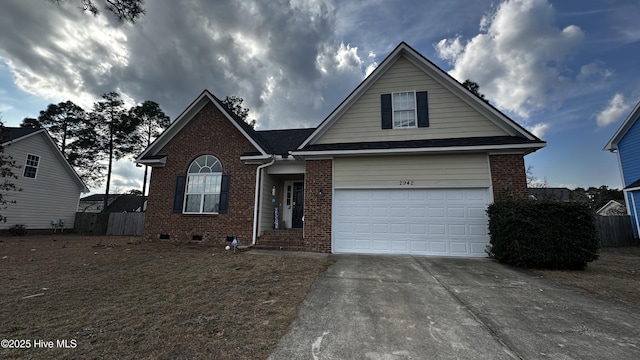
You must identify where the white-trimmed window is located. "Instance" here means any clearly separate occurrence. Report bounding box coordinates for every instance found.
[184,155,223,214]
[23,154,40,178]
[392,91,417,128]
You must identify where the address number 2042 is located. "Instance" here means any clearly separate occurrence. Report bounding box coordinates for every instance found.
[399,180,414,186]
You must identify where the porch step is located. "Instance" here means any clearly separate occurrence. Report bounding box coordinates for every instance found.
[254,229,304,251]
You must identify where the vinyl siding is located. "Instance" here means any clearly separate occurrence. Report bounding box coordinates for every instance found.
[618,117,640,187]
[2,133,83,230]
[316,56,508,144]
[333,153,490,188]
[627,191,640,238]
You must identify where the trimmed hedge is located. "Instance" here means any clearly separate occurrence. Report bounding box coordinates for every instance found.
[486,200,599,269]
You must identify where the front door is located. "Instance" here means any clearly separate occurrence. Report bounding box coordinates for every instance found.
[292,182,304,228]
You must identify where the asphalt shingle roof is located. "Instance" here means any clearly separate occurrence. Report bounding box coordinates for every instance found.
[3,127,40,142]
[298,136,541,152]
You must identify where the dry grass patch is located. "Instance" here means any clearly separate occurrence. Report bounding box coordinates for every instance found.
[536,246,640,308]
[0,235,333,359]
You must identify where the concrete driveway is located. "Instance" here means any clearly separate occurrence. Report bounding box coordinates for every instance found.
[268,255,640,360]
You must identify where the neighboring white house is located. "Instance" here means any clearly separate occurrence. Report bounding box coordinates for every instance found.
[596,200,626,216]
[1,127,89,231]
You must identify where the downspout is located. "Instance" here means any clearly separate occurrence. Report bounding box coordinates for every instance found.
[252,156,276,245]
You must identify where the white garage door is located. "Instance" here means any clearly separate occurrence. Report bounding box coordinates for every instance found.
[333,188,490,257]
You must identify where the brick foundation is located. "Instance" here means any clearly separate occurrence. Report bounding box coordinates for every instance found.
[143,102,258,246]
[489,154,528,201]
[303,159,333,253]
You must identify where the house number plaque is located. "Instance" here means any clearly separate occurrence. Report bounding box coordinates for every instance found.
[399,180,414,185]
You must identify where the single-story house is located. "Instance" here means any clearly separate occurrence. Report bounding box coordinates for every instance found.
[604,100,640,235]
[1,127,88,231]
[78,194,120,213]
[137,42,546,257]
[104,194,147,213]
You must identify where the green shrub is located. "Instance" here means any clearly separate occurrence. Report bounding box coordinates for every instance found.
[486,200,598,270]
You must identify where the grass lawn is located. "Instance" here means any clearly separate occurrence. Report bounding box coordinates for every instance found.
[0,235,333,359]
[536,246,640,309]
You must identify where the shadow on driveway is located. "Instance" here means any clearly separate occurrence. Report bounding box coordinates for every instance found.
[269,255,640,360]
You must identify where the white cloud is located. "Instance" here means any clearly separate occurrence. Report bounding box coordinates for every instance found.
[596,93,630,127]
[434,0,584,120]
[528,122,549,138]
[578,62,613,82]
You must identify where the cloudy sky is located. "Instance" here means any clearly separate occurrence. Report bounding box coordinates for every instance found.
[1,0,639,193]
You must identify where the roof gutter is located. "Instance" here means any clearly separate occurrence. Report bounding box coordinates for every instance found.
[291,142,546,157]
[252,156,276,245]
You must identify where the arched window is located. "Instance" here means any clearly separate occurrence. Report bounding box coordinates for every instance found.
[184,155,223,213]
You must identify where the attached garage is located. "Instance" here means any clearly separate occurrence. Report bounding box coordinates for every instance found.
[333,188,491,257]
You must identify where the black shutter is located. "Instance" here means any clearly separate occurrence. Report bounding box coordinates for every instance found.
[218,174,230,214]
[417,91,429,128]
[381,93,392,129]
[173,175,186,213]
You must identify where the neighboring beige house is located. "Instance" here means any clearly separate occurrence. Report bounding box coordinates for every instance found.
[138,42,546,257]
[2,128,88,231]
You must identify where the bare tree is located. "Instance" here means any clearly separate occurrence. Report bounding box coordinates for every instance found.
[52,0,145,23]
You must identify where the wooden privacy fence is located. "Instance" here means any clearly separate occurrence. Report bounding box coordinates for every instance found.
[595,215,637,247]
[75,212,145,236]
[106,213,145,236]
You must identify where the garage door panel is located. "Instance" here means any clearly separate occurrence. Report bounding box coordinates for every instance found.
[450,242,469,254]
[430,241,447,253]
[446,191,465,201]
[373,240,389,250]
[391,240,407,251]
[470,242,488,254]
[428,208,445,218]
[468,207,486,218]
[410,241,427,251]
[449,224,467,236]
[409,224,426,234]
[427,191,445,200]
[447,207,465,218]
[469,224,487,235]
[334,188,490,257]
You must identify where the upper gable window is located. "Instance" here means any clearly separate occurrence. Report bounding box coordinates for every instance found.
[381,91,429,130]
[23,154,40,178]
[393,91,417,128]
[184,155,223,214]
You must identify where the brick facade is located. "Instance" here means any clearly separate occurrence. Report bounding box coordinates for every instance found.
[303,159,333,253]
[143,102,258,245]
[489,154,528,201]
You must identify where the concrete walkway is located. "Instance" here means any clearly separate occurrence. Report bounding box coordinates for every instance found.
[268,255,640,360]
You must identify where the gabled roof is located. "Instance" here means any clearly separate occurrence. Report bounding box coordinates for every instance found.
[2,127,89,192]
[137,90,271,165]
[80,194,120,202]
[595,199,626,215]
[528,187,573,202]
[624,178,640,190]
[604,100,640,151]
[104,194,147,213]
[3,127,40,141]
[297,42,545,153]
[257,128,315,155]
